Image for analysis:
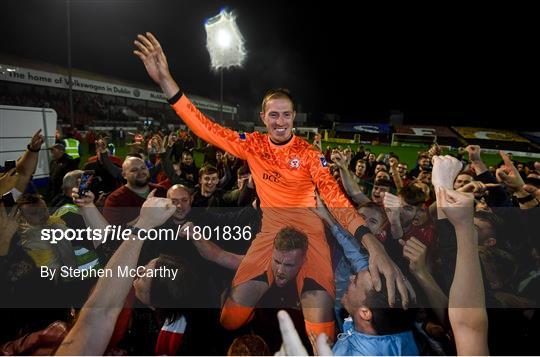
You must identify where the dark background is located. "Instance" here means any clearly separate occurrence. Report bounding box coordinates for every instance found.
[1,0,536,128]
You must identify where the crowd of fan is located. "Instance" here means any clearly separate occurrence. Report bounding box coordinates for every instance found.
[0,84,170,126]
[0,126,539,355]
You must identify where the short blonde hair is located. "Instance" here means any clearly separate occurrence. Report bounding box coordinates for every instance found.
[261,88,295,113]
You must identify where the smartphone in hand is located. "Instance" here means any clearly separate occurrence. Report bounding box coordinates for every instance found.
[78,171,94,197]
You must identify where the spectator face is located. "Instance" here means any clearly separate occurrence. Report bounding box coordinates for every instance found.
[271,248,305,287]
[357,206,386,235]
[397,163,408,176]
[416,171,432,184]
[474,218,496,247]
[355,161,367,177]
[260,98,295,144]
[375,171,391,182]
[341,270,373,312]
[368,154,376,163]
[168,186,192,221]
[122,157,150,188]
[133,258,157,306]
[237,173,250,189]
[371,184,390,204]
[172,163,182,176]
[375,164,387,175]
[20,199,49,226]
[51,147,64,160]
[399,198,421,227]
[181,153,193,166]
[216,151,224,162]
[454,173,474,190]
[199,173,219,196]
[419,157,431,170]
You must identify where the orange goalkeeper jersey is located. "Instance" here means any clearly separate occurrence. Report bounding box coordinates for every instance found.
[171,94,365,236]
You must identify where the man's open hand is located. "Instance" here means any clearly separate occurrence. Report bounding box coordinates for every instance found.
[330,150,349,169]
[133,32,179,97]
[362,234,416,309]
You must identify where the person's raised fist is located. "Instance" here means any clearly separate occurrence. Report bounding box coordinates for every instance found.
[432,155,463,189]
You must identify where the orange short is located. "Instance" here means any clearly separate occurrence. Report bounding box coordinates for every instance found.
[232,208,335,298]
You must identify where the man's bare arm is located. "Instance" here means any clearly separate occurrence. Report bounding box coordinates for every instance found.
[439,187,489,356]
[15,130,44,192]
[56,197,176,356]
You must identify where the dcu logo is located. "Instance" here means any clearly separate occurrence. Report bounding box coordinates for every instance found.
[320,157,328,167]
[289,158,301,169]
[262,170,282,183]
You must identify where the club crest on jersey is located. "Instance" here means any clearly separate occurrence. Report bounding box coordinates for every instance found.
[320,157,328,167]
[289,158,301,169]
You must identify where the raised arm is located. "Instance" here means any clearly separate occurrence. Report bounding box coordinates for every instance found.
[71,189,109,249]
[134,32,249,160]
[310,194,369,273]
[332,150,370,205]
[382,192,404,240]
[97,140,123,181]
[311,189,415,309]
[465,145,488,176]
[400,237,448,325]
[438,187,489,356]
[389,160,404,190]
[56,196,176,356]
[14,129,44,192]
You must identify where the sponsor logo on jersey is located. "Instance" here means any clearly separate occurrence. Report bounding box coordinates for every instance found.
[289,158,301,169]
[320,157,328,167]
[262,170,282,183]
[239,132,246,140]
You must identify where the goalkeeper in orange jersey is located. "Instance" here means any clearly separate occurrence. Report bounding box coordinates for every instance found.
[133,32,414,342]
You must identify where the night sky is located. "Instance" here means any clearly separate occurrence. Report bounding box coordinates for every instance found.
[1,0,535,129]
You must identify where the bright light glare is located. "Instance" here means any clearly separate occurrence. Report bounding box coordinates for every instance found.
[205,10,246,70]
[217,30,231,48]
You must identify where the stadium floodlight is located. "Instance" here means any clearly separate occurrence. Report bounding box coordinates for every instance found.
[205,9,246,70]
[205,9,246,122]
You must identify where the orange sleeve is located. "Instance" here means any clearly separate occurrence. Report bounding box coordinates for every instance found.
[170,94,250,160]
[307,150,366,235]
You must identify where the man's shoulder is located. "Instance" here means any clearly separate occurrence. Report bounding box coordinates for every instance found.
[248,131,267,142]
[293,137,321,156]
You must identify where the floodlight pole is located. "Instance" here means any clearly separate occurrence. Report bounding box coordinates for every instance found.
[66,0,75,128]
[220,67,224,123]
